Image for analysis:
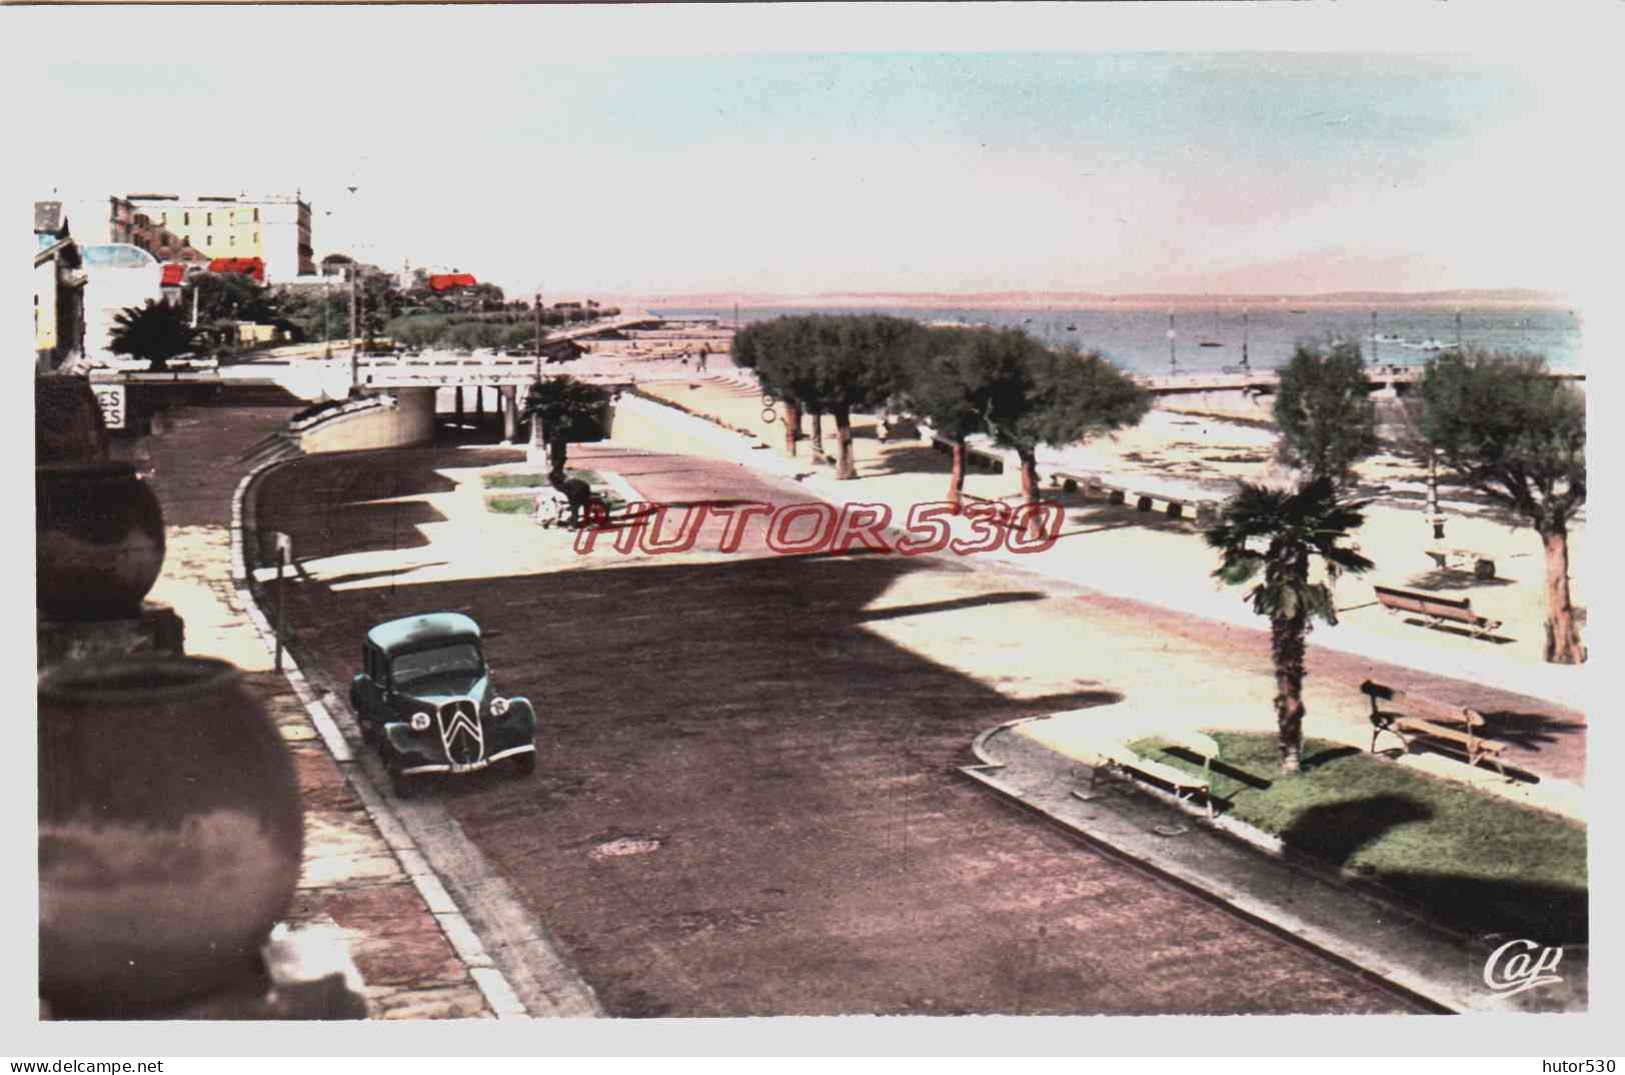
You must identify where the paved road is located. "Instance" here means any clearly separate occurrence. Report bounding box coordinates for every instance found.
[256,441,1420,1016]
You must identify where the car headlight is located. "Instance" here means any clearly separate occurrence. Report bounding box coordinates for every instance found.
[409,712,432,732]
[490,697,510,717]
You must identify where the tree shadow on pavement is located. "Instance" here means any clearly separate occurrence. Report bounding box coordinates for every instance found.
[278,514,1312,1015]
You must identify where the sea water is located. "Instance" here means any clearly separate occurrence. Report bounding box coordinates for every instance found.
[653,304,1584,376]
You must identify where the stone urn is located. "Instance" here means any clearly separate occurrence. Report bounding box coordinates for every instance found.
[36,462,165,620]
[36,375,109,465]
[38,657,305,1017]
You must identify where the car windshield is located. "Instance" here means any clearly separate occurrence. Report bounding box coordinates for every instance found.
[390,642,482,685]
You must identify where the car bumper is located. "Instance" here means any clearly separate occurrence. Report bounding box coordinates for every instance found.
[399,743,535,776]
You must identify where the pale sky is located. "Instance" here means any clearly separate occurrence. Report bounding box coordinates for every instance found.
[10,5,1611,301]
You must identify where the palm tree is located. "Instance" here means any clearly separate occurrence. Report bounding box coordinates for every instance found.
[521,376,612,471]
[109,300,196,371]
[1205,477,1374,773]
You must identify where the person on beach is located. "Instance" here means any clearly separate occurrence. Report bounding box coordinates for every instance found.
[697,345,709,372]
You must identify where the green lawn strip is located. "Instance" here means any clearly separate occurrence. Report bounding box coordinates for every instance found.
[1128,732,1587,940]
[483,469,603,488]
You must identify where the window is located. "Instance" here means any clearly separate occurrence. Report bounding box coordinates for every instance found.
[206,235,213,247]
[160,212,168,226]
[253,208,260,223]
[229,235,235,247]
[229,211,236,225]
[253,232,260,244]
[206,212,213,226]
[183,212,190,226]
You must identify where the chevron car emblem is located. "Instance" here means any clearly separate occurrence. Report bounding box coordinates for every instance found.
[437,700,485,764]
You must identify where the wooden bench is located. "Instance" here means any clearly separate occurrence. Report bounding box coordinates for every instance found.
[1087,731,1221,817]
[1373,584,1503,640]
[1360,679,1507,776]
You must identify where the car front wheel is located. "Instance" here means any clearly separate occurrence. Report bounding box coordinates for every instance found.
[388,762,421,799]
[511,751,537,778]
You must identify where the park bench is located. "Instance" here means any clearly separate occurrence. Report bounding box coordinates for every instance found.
[1084,730,1222,817]
[1360,679,1507,776]
[1372,584,1503,640]
[1047,471,1220,526]
[1424,547,1497,579]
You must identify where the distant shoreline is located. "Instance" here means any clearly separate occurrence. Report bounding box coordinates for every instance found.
[621,290,1570,312]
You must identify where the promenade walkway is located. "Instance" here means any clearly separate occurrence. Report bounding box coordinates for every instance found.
[615,363,1586,811]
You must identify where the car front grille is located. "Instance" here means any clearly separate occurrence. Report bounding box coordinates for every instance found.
[436,699,485,765]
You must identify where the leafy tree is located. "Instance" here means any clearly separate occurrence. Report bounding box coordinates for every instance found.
[187,272,283,327]
[356,271,404,345]
[522,376,612,471]
[109,300,196,371]
[278,286,344,343]
[1419,350,1586,663]
[389,316,445,351]
[1273,339,1380,487]
[445,320,504,353]
[731,317,818,456]
[1206,477,1374,772]
[732,314,923,479]
[803,315,924,479]
[974,335,1150,534]
[502,320,540,350]
[901,326,1008,510]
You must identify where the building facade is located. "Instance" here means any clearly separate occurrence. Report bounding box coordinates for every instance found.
[110,197,209,268]
[119,193,315,282]
[34,202,87,373]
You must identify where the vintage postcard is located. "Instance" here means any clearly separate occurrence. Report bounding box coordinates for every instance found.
[11,2,1614,1060]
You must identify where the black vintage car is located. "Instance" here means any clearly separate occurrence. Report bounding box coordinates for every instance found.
[351,612,537,798]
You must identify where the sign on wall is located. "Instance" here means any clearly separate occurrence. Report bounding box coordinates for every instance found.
[92,384,127,431]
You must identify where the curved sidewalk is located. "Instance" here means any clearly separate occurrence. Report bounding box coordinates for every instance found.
[962,715,1587,1014]
[122,400,533,1019]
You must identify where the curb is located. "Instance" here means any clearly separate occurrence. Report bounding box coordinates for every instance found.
[956,718,1595,1014]
[230,453,535,1020]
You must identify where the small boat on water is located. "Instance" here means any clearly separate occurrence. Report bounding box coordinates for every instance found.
[1198,340,1223,348]
[1369,333,1405,344]
[1066,325,1077,331]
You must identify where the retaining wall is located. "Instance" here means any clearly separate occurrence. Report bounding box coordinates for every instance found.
[296,387,437,453]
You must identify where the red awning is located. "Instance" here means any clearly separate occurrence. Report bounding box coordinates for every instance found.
[208,257,265,281]
[161,263,186,286]
[428,272,478,292]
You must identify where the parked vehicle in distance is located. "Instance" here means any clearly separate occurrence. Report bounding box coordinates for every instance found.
[351,612,536,797]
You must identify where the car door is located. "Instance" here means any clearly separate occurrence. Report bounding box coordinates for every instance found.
[358,644,389,725]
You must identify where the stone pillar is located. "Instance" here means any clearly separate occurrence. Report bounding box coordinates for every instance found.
[475,387,485,430]
[501,386,517,444]
[454,387,464,429]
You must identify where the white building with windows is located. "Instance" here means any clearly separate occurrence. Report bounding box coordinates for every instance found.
[119,192,315,282]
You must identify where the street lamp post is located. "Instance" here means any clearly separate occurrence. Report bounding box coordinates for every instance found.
[348,265,358,392]
[534,288,544,384]
[346,185,362,395]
